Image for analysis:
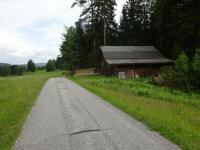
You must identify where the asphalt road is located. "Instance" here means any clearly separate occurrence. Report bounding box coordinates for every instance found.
[14,77,181,150]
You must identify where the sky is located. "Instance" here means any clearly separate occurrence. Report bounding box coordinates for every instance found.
[0,0,125,64]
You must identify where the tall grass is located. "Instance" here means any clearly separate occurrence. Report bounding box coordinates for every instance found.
[0,70,63,150]
[70,75,200,150]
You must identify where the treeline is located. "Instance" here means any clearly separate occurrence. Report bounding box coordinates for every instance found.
[0,60,36,77]
[0,65,25,77]
[0,57,65,77]
[46,56,65,72]
[60,0,200,71]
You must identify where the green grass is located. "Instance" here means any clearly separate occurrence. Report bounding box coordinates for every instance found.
[0,70,63,150]
[69,75,200,150]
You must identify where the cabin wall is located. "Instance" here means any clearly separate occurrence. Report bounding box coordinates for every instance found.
[101,57,168,78]
[101,58,113,75]
[109,64,163,78]
[112,66,134,78]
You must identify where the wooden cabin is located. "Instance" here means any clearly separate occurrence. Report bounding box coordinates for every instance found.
[101,46,174,78]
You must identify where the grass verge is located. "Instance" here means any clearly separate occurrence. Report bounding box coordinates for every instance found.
[0,70,63,150]
[69,75,200,150]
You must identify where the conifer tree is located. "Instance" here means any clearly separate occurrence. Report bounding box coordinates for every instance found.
[27,60,36,72]
[119,0,152,46]
[119,4,129,45]
[75,19,89,68]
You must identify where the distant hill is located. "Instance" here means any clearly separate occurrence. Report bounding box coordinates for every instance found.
[0,63,9,67]
[35,63,46,68]
[0,63,46,68]
[21,63,46,68]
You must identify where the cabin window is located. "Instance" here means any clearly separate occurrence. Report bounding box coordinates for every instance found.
[118,72,126,79]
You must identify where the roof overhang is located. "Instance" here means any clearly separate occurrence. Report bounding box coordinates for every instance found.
[105,59,174,65]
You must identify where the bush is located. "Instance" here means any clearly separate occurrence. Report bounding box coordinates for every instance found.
[157,53,191,90]
[192,49,200,88]
[174,53,190,88]
[153,66,176,87]
[137,91,150,97]
[46,60,55,72]
[156,50,200,90]
[27,60,36,72]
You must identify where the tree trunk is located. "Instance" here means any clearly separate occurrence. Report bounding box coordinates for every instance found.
[91,0,96,51]
[159,0,163,50]
[103,0,106,46]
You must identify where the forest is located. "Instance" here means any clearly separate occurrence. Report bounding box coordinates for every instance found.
[59,0,200,89]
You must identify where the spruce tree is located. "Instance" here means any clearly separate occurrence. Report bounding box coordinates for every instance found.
[46,60,55,72]
[72,0,117,67]
[119,4,129,45]
[96,0,117,46]
[119,0,152,46]
[27,60,36,72]
[60,26,77,71]
[152,0,200,58]
[75,19,89,68]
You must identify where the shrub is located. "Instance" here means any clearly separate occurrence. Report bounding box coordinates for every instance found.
[137,91,150,97]
[192,49,200,88]
[153,66,176,87]
[46,60,55,72]
[174,53,190,88]
[27,60,36,72]
[158,53,191,90]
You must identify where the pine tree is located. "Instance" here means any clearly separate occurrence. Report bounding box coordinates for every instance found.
[72,0,117,67]
[119,4,129,45]
[75,19,89,68]
[27,60,36,72]
[96,0,117,46]
[46,60,55,72]
[119,0,152,46]
[152,0,200,58]
[72,0,97,51]
[55,56,64,70]
[60,26,77,72]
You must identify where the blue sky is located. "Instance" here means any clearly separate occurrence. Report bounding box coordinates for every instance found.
[0,0,125,64]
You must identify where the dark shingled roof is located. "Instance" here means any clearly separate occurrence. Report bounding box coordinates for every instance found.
[101,46,174,65]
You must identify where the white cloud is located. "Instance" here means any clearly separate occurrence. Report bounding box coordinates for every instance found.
[0,0,125,64]
[0,29,56,64]
[0,30,34,57]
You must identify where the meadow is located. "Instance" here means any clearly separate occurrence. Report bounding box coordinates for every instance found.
[0,70,63,150]
[70,75,200,150]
